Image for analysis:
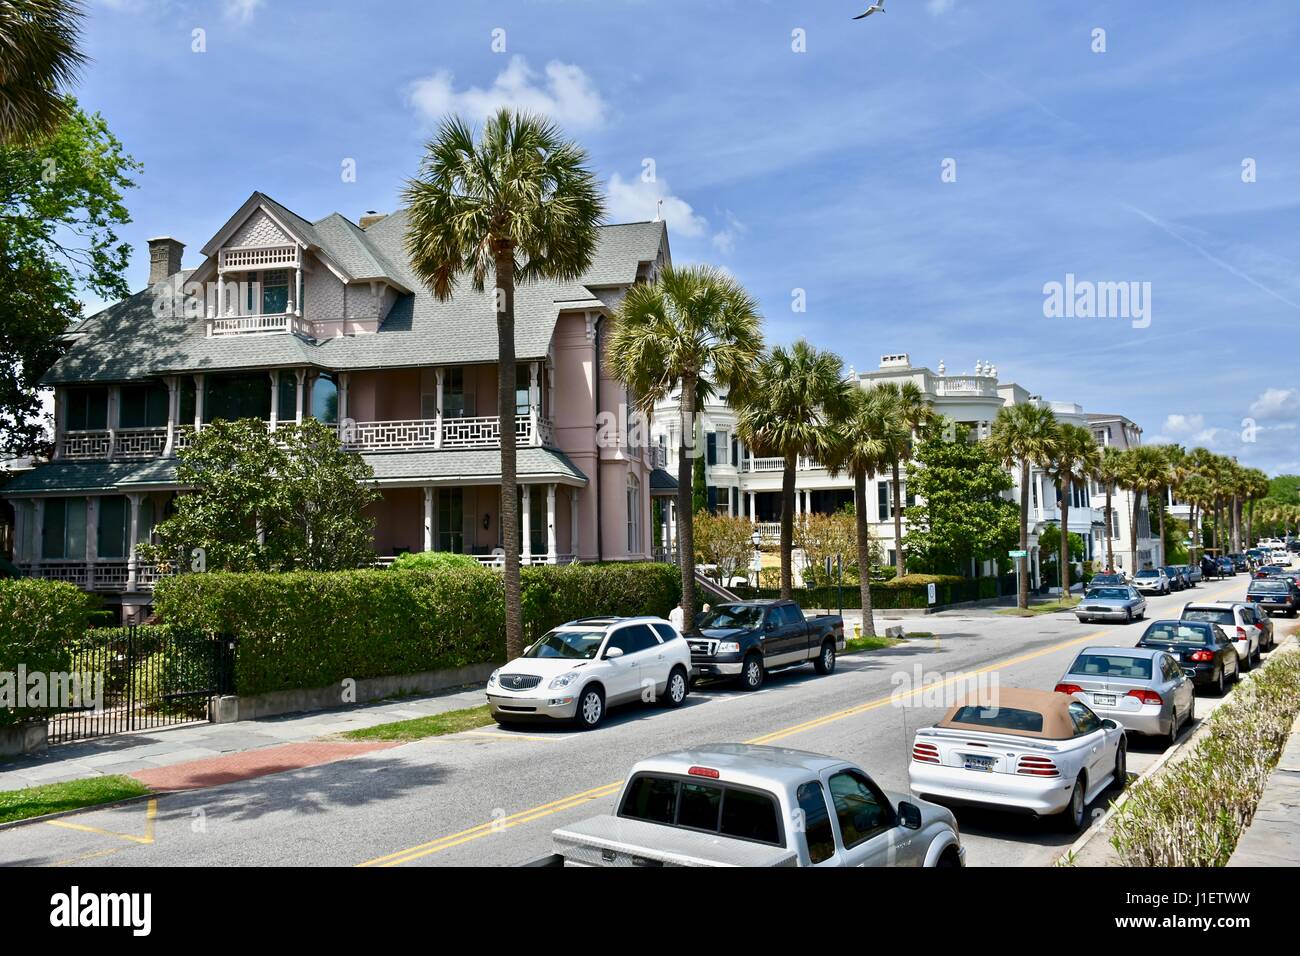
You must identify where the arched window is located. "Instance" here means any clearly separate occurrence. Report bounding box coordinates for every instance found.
[627,474,641,554]
[311,374,338,424]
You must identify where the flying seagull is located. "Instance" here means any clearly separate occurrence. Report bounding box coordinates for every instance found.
[854,1,886,18]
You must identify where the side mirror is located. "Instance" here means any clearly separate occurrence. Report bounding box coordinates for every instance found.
[1182,667,1197,679]
[898,801,923,830]
[1101,718,1120,731]
[604,646,625,660]
[522,643,533,655]
[764,620,776,632]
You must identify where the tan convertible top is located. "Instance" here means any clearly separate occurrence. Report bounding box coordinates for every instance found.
[936,687,1077,740]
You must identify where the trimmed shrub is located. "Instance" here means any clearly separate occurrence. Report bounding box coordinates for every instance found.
[391,551,481,572]
[0,580,94,727]
[153,562,681,697]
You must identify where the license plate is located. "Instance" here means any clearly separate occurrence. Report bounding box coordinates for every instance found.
[962,754,997,772]
[1092,693,1116,706]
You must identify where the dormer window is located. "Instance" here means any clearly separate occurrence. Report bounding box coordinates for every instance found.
[259,270,289,315]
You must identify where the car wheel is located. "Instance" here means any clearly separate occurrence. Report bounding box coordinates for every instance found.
[1214,667,1226,697]
[1165,710,1180,749]
[934,846,962,868]
[1113,742,1127,790]
[1061,778,1087,833]
[1241,650,1252,673]
[1230,656,1242,684]
[574,686,604,730]
[662,667,688,708]
[813,640,836,675]
[740,654,765,691]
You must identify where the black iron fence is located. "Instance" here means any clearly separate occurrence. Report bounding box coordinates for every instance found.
[47,626,235,745]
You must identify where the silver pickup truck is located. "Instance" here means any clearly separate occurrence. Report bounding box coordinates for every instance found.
[533,744,964,867]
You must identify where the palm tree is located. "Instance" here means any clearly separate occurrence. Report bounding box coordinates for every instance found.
[737,341,853,599]
[607,265,763,626]
[1046,424,1100,597]
[404,109,604,659]
[1148,444,1183,564]
[1243,468,1270,547]
[1096,445,1125,570]
[0,0,85,144]
[1116,445,1168,571]
[878,381,934,577]
[989,403,1060,609]
[824,384,907,636]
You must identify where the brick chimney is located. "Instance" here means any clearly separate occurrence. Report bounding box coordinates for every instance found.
[359,211,387,229]
[148,236,185,286]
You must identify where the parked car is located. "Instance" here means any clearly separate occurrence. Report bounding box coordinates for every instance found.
[1179,602,1261,669]
[1133,568,1171,595]
[1088,571,1129,587]
[1180,563,1202,585]
[543,744,965,867]
[1246,577,1300,617]
[1137,619,1239,696]
[1288,541,1300,553]
[1201,555,1224,580]
[1161,565,1189,590]
[486,616,693,730]
[686,600,845,689]
[1228,553,1250,573]
[908,687,1126,832]
[1255,564,1286,578]
[1270,548,1291,566]
[1257,537,1284,550]
[1055,646,1195,747]
[1074,584,1146,624]
[1245,601,1277,651]
[1218,556,1237,576]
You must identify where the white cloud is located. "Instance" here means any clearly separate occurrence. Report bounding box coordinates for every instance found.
[1249,388,1300,420]
[711,211,747,255]
[927,0,957,15]
[409,56,606,130]
[224,0,262,22]
[605,173,708,237]
[1162,413,1206,436]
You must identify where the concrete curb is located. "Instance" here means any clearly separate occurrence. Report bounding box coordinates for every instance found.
[1058,634,1299,866]
[0,791,158,832]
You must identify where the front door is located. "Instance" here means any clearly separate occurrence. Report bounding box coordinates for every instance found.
[826,769,898,866]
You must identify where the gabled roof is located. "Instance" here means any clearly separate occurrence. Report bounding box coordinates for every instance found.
[44,200,669,385]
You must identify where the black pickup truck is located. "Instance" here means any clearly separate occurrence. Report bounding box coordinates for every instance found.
[686,600,846,690]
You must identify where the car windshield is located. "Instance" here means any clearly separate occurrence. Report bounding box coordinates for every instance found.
[1069,653,1152,680]
[523,628,606,660]
[1182,608,1233,626]
[1086,588,1131,600]
[1141,622,1209,645]
[1135,570,1159,578]
[698,605,765,629]
[1091,575,1122,584]
[1250,580,1288,592]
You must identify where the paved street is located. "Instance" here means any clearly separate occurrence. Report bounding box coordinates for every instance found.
[0,576,1265,868]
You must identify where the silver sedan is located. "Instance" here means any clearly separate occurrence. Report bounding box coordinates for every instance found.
[1075,585,1147,624]
[1055,646,1195,747]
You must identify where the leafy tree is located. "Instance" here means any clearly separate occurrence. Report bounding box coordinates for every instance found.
[1039,525,1085,563]
[902,427,1019,576]
[692,510,753,588]
[989,403,1060,607]
[606,265,763,626]
[0,101,140,454]
[403,109,603,660]
[737,341,852,599]
[0,0,85,144]
[1045,423,1100,596]
[795,510,867,589]
[139,419,380,573]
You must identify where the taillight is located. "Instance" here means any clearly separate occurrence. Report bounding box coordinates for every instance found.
[688,766,720,779]
[1236,627,1248,641]
[1054,682,1083,696]
[911,742,940,764]
[1126,688,1163,705]
[1190,650,1214,662]
[1016,755,1060,777]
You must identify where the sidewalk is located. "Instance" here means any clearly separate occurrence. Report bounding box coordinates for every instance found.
[0,682,487,792]
[1228,710,1300,866]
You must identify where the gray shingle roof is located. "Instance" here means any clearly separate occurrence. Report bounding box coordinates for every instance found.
[44,207,666,385]
[649,468,679,494]
[0,459,181,494]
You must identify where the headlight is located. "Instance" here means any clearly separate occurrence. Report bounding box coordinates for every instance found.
[718,641,741,654]
[549,671,581,689]
[487,669,500,687]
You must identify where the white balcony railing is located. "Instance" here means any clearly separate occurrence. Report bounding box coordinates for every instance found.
[935,375,998,398]
[746,456,824,473]
[206,312,310,337]
[61,427,167,462]
[218,245,300,272]
[17,562,162,593]
[342,416,556,452]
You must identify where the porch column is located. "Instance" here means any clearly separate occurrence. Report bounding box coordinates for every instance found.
[794,488,802,519]
[529,361,541,446]
[126,493,142,592]
[434,367,444,449]
[423,487,434,552]
[217,272,226,316]
[569,488,579,559]
[11,500,27,564]
[193,374,205,429]
[268,370,280,431]
[106,385,120,461]
[337,372,350,425]
[294,369,306,424]
[162,376,180,456]
[749,491,757,522]
[52,389,67,461]
[84,496,99,591]
[546,483,557,562]
[292,262,303,317]
[521,484,532,562]
[32,499,44,565]
[665,499,674,554]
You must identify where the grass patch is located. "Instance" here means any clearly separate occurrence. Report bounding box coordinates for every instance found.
[1110,649,1300,866]
[340,704,496,742]
[842,634,903,653]
[995,597,1081,617]
[0,775,151,825]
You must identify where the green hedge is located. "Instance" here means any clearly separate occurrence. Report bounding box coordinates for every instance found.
[0,580,94,727]
[153,562,681,697]
[733,574,1014,610]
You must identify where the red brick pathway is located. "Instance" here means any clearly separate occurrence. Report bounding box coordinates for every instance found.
[128,741,400,792]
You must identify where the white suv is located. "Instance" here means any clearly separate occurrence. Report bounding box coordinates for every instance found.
[1180,602,1262,670]
[486,617,693,730]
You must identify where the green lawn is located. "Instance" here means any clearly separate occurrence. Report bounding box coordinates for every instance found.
[0,775,151,825]
[995,597,1081,617]
[340,704,497,742]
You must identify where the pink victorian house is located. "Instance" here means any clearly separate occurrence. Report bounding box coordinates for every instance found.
[3,192,675,621]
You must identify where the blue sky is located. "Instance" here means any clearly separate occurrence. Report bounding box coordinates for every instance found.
[78,0,1300,473]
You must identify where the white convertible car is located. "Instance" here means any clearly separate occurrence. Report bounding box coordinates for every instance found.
[908,688,1127,832]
